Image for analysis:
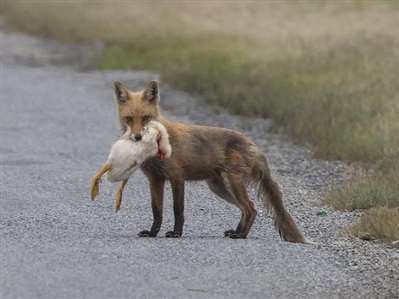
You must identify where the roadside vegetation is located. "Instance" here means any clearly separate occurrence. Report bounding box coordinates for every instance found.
[2,1,399,242]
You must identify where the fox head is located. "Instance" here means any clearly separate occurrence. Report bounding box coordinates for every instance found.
[114,80,161,141]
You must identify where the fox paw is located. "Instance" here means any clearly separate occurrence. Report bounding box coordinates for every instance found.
[138,230,157,237]
[165,231,182,238]
[228,232,247,239]
[224,229,236,237]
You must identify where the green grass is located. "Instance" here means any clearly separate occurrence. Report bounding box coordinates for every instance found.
[2,1,399,242]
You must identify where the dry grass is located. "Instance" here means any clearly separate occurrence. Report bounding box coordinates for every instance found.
[324,174,399,211]
[3,1,399,162]
[324,160,399,242]
[3,1,399,242]
[350,207,399,242]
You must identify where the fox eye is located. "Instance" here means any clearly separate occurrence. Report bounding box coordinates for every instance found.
[142,115,151,123]
[125,116,133,123]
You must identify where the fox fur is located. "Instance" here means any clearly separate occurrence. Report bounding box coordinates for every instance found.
[112,80,306,242]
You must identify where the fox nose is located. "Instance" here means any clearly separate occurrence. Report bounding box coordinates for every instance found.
[134,134,142,141]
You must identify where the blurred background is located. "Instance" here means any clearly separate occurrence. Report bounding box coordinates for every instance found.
[1,1,398,242]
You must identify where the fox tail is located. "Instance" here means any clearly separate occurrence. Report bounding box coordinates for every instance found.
[251,150,306,243]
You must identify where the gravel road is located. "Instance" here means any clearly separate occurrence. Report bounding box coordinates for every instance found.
[0,24,398,299]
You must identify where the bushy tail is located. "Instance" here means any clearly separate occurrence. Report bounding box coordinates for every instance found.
[251,151,306,243]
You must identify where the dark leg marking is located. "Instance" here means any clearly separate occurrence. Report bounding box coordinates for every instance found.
[165,178,185,238]
[138,175,165,237]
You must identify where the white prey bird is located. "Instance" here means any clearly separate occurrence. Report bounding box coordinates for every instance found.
[90,120,172,211]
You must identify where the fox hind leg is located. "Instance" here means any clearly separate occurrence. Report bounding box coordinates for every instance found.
[225,173,257,239]
[206,174,250,237]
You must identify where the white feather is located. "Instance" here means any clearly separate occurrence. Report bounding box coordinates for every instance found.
[105,120,171,182]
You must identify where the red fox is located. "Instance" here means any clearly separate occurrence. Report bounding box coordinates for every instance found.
[112,80,306,242]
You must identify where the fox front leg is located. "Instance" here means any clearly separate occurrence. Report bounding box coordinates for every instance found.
[165,178,185,238]
[138,175,165,237]
[115,179,128,212]
[90,163,111,201]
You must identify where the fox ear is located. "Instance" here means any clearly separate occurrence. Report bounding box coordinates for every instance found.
[143,80,159,103]
[114,81,129,103]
